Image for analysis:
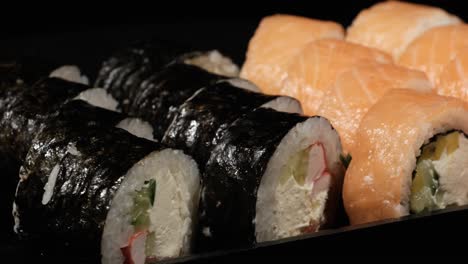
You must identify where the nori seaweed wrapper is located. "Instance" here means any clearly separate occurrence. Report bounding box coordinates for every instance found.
[162,81,280,170]
[1,100,125,242]
[129,63,222,140]
[0,78,113,240]
[0,78,92,162]
[0,59,58,241]
[196,108,307,252]
[14,119,159,253]
[94,39,189,112]
[51,100,126,129]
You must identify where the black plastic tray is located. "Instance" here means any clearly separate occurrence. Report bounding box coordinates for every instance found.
[2,1,468,261]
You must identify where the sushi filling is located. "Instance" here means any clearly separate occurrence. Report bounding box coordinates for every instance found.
[256,118,343,243]
[276,143,331,234]
[121,179,157,263]
[410,131,468,213]
[184,50,239,77]
[102,150,200,264]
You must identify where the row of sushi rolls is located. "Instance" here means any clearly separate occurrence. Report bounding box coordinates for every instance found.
[3,1,468,262]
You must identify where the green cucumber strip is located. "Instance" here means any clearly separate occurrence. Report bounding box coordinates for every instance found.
[130,179,157,230]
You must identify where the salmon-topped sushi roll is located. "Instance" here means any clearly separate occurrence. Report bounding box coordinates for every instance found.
[398,25,468,85]
[437,48,468,102]
[240,14,344,95]
[316,63,432,154]
[347,1,461,60]
[282,39,392,115]
[344,89,468,225]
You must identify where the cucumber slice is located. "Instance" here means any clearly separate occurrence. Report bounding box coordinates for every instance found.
[279,148,309,185]
[410,132,461,214]
[410,160,438,213]
[130,179,157,231]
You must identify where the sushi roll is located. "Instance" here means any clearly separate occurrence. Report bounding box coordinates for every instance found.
[344,89,468,225]
[0,77,118,163]
[162,79,302,168]
[94,39,189,108]
[316,62,432,154]
[129,63,223,140]
[95,39,239,112]
[0,78,118,238]
[281,39,392,115]
[196,108,345,251]
[346,1,461,59]
[1,99,151,242]
[14,116,200,263]
[398,25,468,85]
[241,14,344,95]
[0,62,72,240]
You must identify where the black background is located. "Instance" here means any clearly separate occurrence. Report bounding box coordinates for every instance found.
[2,0,466,80]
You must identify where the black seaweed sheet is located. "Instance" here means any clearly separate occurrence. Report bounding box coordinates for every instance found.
[0,78,91,162]
[1,100,125,242]
[51,100,126,129]
[129,63,222,140]
[196,108,308,252]
[162,81,281,170]
[0,60,59,242]
[94,39,190,112]
[15,112,159,255]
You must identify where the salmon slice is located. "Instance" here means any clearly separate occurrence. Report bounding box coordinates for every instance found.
[437,48,468,102]
[317,63,432,154]
[346,1,461,60]
[282,39,392,115]
[398,25,468,85]
[240,14,345,95]
[343,89,468,225]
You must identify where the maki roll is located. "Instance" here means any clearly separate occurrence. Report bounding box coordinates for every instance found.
[129,63,223,140]
[95,39,190,99]
[0,77,118,163]
[162,79,301,169]
[0,62,84,240]
[0,78,117,240]
[344,89,468,225]
[95,38,239,112]
[14,113,200,263]
[197,108,345,251]
[126,50,240,117]
[2,99,151,242]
